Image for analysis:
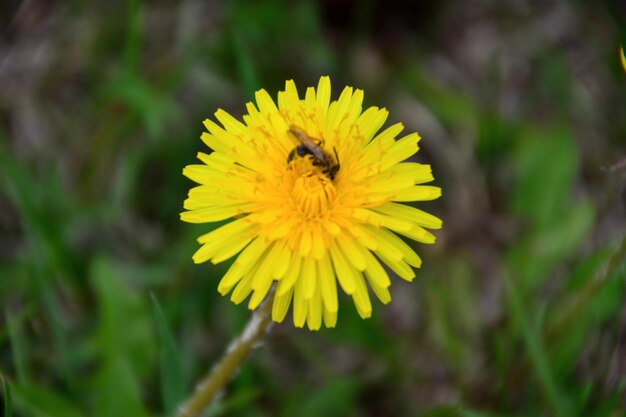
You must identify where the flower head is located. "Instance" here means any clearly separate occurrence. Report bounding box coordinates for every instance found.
[181,76,442,330]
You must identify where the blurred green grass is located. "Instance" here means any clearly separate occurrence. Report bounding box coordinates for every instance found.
[1,1,626,416]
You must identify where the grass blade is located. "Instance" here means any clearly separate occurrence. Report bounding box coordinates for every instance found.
[151,293,186,414]
[5,310,27,385]
[503,272,570,416]
[1,375,11,417]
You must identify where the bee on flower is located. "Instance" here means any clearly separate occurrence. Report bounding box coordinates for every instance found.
[181,76,442,330]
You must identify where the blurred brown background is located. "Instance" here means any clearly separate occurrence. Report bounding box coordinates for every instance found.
[1,1,625,416]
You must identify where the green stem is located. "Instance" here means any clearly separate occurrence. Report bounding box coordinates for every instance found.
[174,293,274,417]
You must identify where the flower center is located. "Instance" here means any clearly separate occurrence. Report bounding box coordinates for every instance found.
[289,157,337,218]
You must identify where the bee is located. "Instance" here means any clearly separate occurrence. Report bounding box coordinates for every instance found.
[287,125,340,180]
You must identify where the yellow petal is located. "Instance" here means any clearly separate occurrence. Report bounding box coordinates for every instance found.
[301,257,317,300]
[215,108,247,135]
[218,238,269,294]
[394,186,442,202]
[197,218,253,244]
[326,86,353,131]
[272,287,293,323]
[230,270,256,304]
[236,237,271,265]
[249,242,284,307]
[299,227,312,256]
[376,250,415,281]
[277,256,302,296]
[217,259,252,295]
[182,165,219,185]
[306,282,322,330]
[304,87,315,106]
[379,132,420,171]
[362,249,391,289]
[369,282,391,304]
[357,107,389,145]
[316,76,331,113]
[318,255,338,313]
[361,224,403,262]
[366,226,422,268]
[210,235,254,264]
[255,88,278,113]
[374,203,442,229]
[394,225,436,245]
[293,275,307,328]
[323,306,337,328]
[337,234,367,271]
[278,79,299,110]
[273,244,291,279]
[310,227,326,260]
[180,205,241,224]
[351,272,372,318]
[329,244,356,294]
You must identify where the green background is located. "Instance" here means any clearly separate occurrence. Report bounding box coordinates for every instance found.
[1,1,625,416]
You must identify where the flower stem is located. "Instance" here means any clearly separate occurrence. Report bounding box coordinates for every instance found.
[175,293,275,417]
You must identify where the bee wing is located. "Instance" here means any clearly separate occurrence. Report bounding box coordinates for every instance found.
[289,126,327,162]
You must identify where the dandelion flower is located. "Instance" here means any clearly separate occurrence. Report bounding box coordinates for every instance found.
[181,76,442,330]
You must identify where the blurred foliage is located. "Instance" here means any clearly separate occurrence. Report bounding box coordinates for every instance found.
[1,0,626,416]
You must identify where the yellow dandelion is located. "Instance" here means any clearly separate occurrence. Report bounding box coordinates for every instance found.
[181,76,442,330]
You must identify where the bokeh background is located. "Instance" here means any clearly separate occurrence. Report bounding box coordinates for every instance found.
[1,1,626,416]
